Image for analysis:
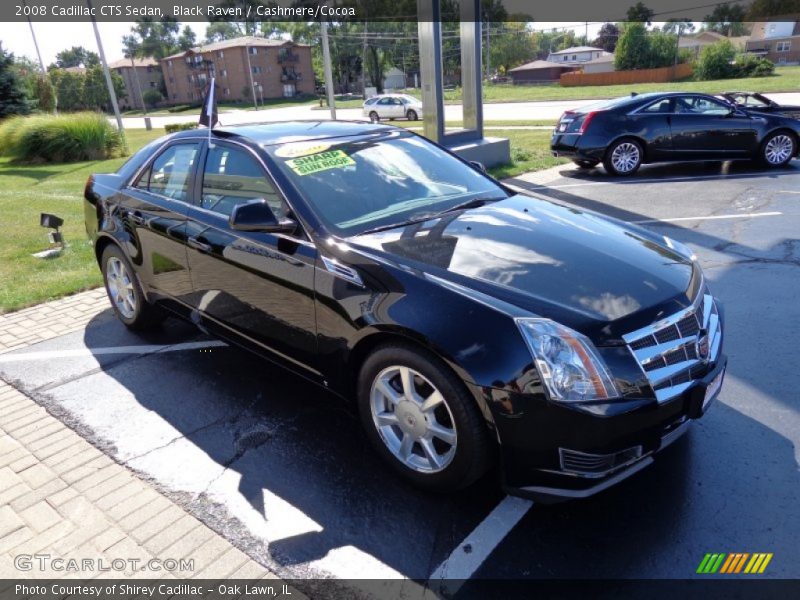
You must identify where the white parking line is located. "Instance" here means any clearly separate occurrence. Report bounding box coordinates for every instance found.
[632,211,783,224]
[428,495,533,593]
[0,340,228,363]
[518,171,799,190]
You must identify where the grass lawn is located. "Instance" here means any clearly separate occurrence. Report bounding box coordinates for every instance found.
[0,124,559,312]
[315,66,800,107]
[0,128,165,313]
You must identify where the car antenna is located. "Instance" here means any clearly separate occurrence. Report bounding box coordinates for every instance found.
[631,92,638,97]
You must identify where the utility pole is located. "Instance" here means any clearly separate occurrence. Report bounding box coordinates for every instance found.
[23,1,46,74]
[485,21,491,79]
[321,20,336,120]
[244,43,259,109]
[362,22,368,98]
[130,57,147,116]
[87,0,123,132]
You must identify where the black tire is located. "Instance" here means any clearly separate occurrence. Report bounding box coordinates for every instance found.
[759,131,796,167]
[357,343,492,492]
[369,111,380,123]
[572,159,599,169]
[407,109,418,121]
[603,138,643,176]
[101,244,164,331]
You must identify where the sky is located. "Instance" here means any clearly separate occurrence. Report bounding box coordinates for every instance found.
[0,20,609,68]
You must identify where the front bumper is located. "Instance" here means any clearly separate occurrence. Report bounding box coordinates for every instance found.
[475,354,727,503]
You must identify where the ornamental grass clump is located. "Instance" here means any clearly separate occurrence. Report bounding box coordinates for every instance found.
[0,112,126,163]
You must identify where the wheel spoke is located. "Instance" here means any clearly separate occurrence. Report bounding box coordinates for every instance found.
[375,377,402,405]
[420,390,444,413]
[427,423,456,446]
[419,438,443,470]
[375,411,399,427]
[398,433,414,459]
[398,367,416,401]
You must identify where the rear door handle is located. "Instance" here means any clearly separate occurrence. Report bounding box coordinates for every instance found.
[187,237,212,253]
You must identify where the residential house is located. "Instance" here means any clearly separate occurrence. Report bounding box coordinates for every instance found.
[679,31,748,58]
[161,36,314,105]
[545,46,608,64]
[745,22,800,65]
[508,60,579,84]
[108,57,162,110]
[581,54,615,74]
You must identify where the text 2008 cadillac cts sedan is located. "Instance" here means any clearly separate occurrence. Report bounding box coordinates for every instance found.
[84,121,726,500]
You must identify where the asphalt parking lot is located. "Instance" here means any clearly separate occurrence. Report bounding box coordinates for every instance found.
[1,158,798,595]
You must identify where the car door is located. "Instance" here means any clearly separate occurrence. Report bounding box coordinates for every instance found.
[123,141,200,311]
[627,97,675,159]
[668,95,757,157]
[184,140,321,379]
[376,97,393,119]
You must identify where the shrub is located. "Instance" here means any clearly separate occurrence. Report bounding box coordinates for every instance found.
[734,54,775,77]
[164,122,198,134]
[695,40,737,80]
[0,112,126,163]
[167,104,192,113]
[143,89,163,108]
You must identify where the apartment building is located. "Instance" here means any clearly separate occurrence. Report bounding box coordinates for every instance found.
[161,36,314,105]
[108,57,163,110]
[745,22,800,65]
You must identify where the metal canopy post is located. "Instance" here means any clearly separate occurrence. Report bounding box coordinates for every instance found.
[417,0,445,143]
[457,0,483,142]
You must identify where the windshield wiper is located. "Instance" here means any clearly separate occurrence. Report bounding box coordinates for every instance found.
[357,214,436,236]
[435,196,505,216]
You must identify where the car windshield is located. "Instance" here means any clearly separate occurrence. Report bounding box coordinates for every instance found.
[266,131,507,236]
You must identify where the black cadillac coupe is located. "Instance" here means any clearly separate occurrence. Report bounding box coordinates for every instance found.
[85,121,726,500]
[551,91,800,175]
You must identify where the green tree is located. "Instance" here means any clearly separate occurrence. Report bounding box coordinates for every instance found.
[177,26,197,51]
[703,5,748,36]
[83,66,126,110]
[205,22,240,43]
[487,23,537,74]
[0,44,33,117]
[124,19,181,60]
[49,69,84,110]
[615,22,650,70]
[662,19,695,35]
[143,89,163,108]
[646,31,678,67]
[695,39,737,80]
[626,2,654,24]
[53,46,99,69]
[593,23,621,53]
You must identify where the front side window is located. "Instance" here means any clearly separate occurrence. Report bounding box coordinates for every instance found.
[674,96,731,115]
[267,132,507,236]
[201,145,284,219]
[135,143,200,202]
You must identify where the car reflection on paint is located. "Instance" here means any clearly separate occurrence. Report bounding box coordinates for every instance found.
[85,120,726,500]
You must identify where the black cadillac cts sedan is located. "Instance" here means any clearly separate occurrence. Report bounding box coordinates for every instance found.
[85,121,726,500]
[551,91,800,175]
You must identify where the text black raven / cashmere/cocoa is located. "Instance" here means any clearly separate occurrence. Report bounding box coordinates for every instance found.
[85,120,726,500]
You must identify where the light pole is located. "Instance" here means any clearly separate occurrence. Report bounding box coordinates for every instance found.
[86,0,123,132]
[321,19,337,120]
[244,44,259,109]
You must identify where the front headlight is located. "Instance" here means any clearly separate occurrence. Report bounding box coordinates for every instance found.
[516,318,620,402]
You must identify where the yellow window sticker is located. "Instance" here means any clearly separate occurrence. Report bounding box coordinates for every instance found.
[286,150,355,176]
[274,143,331,158]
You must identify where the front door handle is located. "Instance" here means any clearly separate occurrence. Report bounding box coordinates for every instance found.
[187,237,212,253]
[128,211,145,225]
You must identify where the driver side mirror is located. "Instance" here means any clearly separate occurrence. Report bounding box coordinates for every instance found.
[229,199,297,234]
[470,161,487,173]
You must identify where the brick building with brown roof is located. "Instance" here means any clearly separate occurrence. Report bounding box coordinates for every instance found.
[160,36,314,105]
[108,57,163,110]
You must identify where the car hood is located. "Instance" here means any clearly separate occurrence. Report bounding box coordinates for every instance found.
[349,194,698,344]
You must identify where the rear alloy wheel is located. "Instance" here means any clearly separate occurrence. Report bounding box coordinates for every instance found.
[604,139,643,176]
[369,111,380,123]
[761,132,796,167]
[407,109,418,121]
[358,344,491,491]
[573,159,599,170]
[101,245,164,331]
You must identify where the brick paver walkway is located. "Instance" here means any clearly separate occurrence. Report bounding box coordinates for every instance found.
[0,290,280,581]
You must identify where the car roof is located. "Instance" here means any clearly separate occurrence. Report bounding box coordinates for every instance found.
[171,120,396,146]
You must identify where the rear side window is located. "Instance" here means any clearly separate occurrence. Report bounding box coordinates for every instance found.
[135,143,200,203]
[201,145,284,218]
[640,99,672,114]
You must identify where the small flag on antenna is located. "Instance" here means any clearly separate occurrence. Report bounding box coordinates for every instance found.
[199,77,218,130]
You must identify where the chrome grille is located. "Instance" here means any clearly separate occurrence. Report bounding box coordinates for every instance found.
[623,292,722,402]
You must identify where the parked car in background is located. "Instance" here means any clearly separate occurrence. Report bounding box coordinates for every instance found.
[551,92,800,176]
[720,91,800,119]
[363,94,423,122]
[85,121,727,500]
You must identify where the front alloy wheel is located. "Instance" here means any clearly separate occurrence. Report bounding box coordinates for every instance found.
[370,365,457,473]
[358,344,491,491]
[762,132,795,167]
[604,139,643,176]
